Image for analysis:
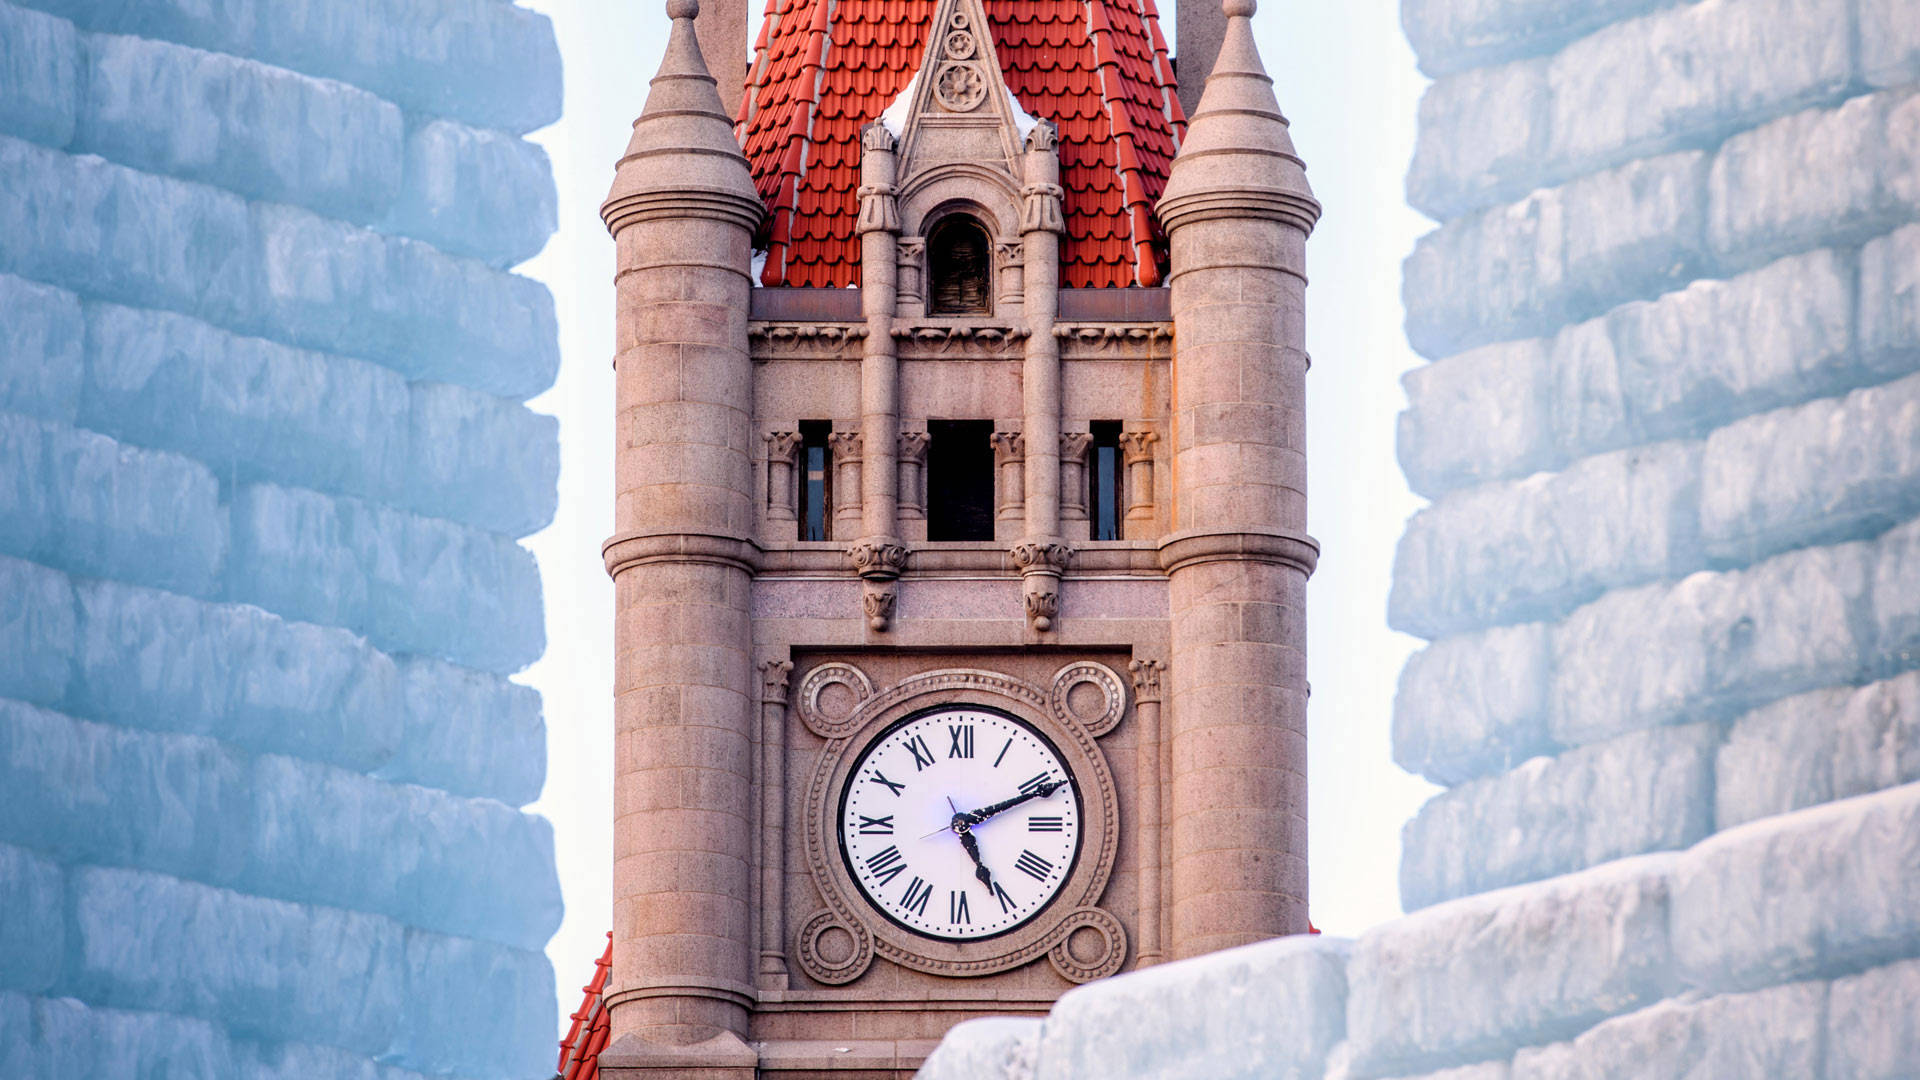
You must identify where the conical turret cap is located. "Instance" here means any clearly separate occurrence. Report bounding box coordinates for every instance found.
[1157,0,1318,234]
[602,0,765,235]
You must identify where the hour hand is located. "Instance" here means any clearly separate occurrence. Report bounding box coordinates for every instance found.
[957,826,994,889]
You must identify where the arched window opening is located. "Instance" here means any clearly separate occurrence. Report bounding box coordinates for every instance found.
[927,215,992,315]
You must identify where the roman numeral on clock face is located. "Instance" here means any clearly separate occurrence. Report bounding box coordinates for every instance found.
[865,845,906,886]
[900,876,933,917]
[1028,816,1064,832]
[868,770,905,796]
[856,814,893,835]
[905,734,935,771]
[949,890,970,925]
[992,881,1017,914]
[948,724,974,759]
[1018,772,1055,796]
[1014,849,1054,881]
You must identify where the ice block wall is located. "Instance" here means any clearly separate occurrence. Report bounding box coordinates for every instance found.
[917,1,1920,1077]
[0,1,564,1076]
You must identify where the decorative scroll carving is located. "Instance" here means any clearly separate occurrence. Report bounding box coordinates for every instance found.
[845,540,909,580]
[1010,540,1073,573]
[1127,658,1163,704]
[1047,906,1128,983]
[799,667,1122,980]
[1049,661,1127,738]
[765,432,802,523]
[795,662,875,739]
[749,323,869,357]
[1051,324,1174,348]
[1014,541,1072,633]
[795,909,873,985]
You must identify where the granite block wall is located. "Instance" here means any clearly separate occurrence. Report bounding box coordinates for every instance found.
[0,1,563,1076]
[919,0,1920,1076]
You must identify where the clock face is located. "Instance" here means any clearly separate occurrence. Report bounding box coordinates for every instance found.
[838,707,1083,941]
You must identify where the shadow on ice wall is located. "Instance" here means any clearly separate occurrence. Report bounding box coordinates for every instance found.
[922,0,1920,1076]
[0,1,566,1076]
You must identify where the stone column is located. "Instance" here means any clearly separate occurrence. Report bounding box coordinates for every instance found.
[897,431,929,533]
[1020,122,1069,630]
[756,659,793,990]
[1129,659,1166,966]
[1155,0,1321,960]
[852,124,907,628]
[897,239,926,316]
[598,0,766,1064]
[1119,429,1158,538]
[991,431,1026,536]
[766,431,800,525]
[829,431,863,538]
[1060,432,1092,528]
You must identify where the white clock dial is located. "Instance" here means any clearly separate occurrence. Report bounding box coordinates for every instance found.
[839,707,1082,941]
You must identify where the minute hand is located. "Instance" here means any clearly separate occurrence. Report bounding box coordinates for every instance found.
[962,778,1070,826]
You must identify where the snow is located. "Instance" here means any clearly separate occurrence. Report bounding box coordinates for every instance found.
[879,67,922,135]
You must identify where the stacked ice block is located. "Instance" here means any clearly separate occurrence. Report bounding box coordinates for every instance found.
[0,1,564,1076]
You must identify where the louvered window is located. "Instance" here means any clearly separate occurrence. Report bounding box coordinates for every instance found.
[927,216,992,315]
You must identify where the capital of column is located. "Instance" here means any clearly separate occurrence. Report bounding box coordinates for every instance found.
[827,430,864,463]
[1128,658,1164,704]
[1119,429,1159,465]
[1060,431,1093,464]
[845,538,909,581]
[990,430,1026,465]
[897,431,930,464]
[759,659,794,704]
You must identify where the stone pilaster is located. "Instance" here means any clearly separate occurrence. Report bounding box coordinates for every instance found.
[599,0,766,1066]
[1060,432,1093,527]
[765,431,801,525]
[1155,0,1320,959]
[992,430,1027,536]
[756,659,794,990]
[1021,122,1068,630]
[829,431,863,538]
[1129,658,1167,966]
[1119,429,1159,537]
[854,123,908,632]
[898,430,930,537]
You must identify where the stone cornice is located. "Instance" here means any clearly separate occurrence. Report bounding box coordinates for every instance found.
[602,529,762,579]
[600,185,765,236]
[1157,527,1319,577]
[1156,187,1321,237]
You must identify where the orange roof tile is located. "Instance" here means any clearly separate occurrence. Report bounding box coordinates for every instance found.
[739,0,1183,287]
[556,933,613,1080]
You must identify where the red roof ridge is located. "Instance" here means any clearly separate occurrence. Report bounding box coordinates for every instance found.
[555,932,614,1080]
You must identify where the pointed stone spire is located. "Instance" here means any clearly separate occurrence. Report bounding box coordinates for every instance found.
[602,0,763,236]
[1157,0,1319,235]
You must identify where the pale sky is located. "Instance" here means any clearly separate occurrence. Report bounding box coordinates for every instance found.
[517,0,1437,1032]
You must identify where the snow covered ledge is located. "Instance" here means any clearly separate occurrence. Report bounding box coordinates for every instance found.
[917,934,1351,1080]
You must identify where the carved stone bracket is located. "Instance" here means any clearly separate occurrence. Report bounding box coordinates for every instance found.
[795,661,875,739]
[1049,661,1127,737]
[861,582,897,632]
[1047,906,1129,983]
[1012,540,1072,632]
[845,539,909,581]
[795,909,873,986]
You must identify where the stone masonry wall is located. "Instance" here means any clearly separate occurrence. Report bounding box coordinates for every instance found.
[917,1,1920,1076]
[0,2,564,1077]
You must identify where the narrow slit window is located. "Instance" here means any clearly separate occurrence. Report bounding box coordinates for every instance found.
[926,420,995,541]
[1089,420,1123,541]
[799,420,832,542]
[927,215,992,315]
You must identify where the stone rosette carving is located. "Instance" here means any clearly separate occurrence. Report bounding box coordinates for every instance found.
[1050,661,1127,737]
[799,667,1124,981]
[1047,906,1129,983]
[795,909,873,985]
[933,61,985,112]
[795,661,875,739]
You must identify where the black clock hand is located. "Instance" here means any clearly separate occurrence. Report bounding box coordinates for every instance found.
[955,823,994,889]
[962,777,1071,826]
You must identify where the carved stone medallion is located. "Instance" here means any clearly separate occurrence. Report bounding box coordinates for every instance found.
[933,62,986,113]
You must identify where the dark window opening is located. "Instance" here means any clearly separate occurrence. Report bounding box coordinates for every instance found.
[927,420,995,541]
[1089,420,1123,541]
[927,215,992,315]
[800,420,832,542]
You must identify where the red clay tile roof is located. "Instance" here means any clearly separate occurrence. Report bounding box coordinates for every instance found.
[738,0,1184,287]
[555,933,613,1080]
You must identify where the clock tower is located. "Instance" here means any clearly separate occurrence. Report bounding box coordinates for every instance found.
[597,0,1318,1072]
